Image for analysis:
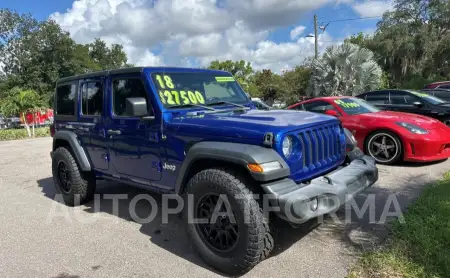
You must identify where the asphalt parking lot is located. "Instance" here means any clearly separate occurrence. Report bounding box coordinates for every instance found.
[1,137,449,278]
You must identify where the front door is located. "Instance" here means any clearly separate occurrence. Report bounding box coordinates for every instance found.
[107,75,162,182]
[388,91,432,117]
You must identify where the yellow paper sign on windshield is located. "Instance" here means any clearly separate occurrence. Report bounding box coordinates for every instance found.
[334,99,360,108]
[215,76,235,82]
[411,91,429,98]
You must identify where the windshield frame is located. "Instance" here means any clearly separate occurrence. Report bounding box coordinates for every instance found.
[149,71,252,111]
[333,97,380,115]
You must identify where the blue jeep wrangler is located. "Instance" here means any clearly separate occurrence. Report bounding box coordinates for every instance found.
[50,67,378,275]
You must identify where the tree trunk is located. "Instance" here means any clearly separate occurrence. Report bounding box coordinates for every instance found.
[22,113,31,137]
[32,112,35,137]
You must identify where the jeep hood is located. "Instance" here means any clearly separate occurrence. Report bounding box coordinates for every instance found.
[168,109,338,140]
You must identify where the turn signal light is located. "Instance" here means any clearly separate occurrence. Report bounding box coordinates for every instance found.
[247,164,264,173]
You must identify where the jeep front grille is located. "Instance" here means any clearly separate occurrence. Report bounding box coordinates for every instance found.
[295,123,344,173]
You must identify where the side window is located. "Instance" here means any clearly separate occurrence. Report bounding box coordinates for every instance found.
[81,81,103,116]
[439,84,450,89]
[56,83,76,116]
[303,101,336,114]
[365,91,389,104]
[112,78,150,117]
[389,91,418,105]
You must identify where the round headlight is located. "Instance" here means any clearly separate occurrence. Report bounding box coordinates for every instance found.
[282,136,293,157]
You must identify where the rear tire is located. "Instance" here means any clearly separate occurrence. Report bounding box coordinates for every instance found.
[183,168,267,275]
[365,130,402,165]
[52,147,96,206]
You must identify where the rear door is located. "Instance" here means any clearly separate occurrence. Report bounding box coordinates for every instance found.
[78,78,109,171]
[362,91,390,110]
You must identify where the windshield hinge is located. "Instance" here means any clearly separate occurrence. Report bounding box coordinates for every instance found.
[263,132,274,147]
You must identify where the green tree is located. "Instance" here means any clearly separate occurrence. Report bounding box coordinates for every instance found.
[351,0,450,88]
[253,69,285,105]
[281,66,312,105]
[310,43,382,96]
[0,88,45,137]
[88,38,128,70]
[0,9,132,105]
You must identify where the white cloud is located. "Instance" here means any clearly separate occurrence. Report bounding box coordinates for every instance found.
[290,25,306,40]
[50,0,345,72]
[352,0,394,17]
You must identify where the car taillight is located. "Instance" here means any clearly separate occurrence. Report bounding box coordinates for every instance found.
[50,124,56,137]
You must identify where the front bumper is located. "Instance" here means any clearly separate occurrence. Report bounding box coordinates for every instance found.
[261,150,378,223]
[403,133,450,162]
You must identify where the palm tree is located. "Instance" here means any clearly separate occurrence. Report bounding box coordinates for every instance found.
[0,88,45,137]
[310,43,382,96]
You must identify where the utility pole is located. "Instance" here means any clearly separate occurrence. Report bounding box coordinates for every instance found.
[312,14,319,97]
[314,14,318,59]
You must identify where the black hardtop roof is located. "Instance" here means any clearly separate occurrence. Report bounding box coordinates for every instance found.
[57,67,144,83]
[56,66,229,84]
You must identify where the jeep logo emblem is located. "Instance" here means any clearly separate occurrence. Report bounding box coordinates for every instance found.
[163,162,176,171]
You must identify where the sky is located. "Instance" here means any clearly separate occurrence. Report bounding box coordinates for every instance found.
[2,0,394,72]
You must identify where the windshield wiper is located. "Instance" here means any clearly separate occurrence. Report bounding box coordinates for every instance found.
[167,103,216,110]
[206,101,249,109]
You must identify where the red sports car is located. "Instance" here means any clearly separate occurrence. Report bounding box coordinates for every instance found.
[288,96,450,164]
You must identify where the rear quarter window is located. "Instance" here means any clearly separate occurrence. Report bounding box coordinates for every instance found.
[56,83,77,116]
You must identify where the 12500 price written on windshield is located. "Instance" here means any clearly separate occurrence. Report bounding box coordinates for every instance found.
[154,74,205,105]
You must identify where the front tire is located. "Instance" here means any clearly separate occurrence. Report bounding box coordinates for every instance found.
[52,147,96,206]
[365,131,402,165]
[183,169,267,275]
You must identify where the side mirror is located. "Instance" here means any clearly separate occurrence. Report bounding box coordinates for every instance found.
[413,101,423,108]
[125,97,154,120]
[325,109,339,117]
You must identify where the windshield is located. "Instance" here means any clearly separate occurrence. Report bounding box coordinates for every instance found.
[411,90,446,105]
[334,97,380,115]
[150,72,250,108]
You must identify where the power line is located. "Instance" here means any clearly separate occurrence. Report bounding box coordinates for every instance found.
[325,15,383,23]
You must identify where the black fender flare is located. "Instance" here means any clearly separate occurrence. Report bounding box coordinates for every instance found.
[174,141,290,194]
[52,130,91,172]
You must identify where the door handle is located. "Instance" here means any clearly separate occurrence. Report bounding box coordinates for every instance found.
[107,129,121,135]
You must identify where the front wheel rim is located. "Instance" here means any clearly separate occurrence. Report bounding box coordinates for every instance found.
[195,194,240,253]
[368,133,399,163]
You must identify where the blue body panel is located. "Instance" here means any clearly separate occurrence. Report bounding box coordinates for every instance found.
[54,67,345,192]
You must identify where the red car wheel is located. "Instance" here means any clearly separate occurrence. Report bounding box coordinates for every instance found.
[366,131,403,164]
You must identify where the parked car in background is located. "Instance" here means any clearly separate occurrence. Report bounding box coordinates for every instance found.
[423,81,450,89]
[0,114,6,129]
[271,100,286,108]
[421,88,450,102]
[5,116,22,129]
[251,98,272,110]
[20,109,54,126]
[288,96,450,164]
[357,89,450,126]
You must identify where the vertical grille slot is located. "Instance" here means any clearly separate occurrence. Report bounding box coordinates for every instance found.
[298,134,306,168]
[309,130,320,165]
[300,132,313,168]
